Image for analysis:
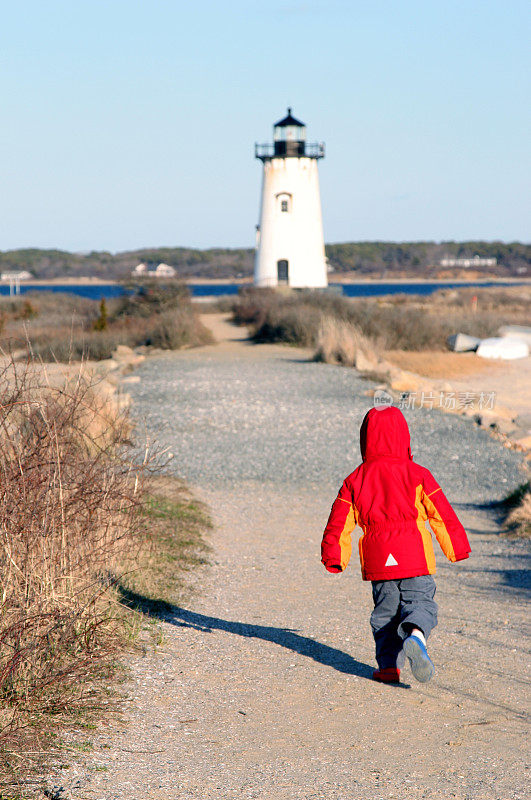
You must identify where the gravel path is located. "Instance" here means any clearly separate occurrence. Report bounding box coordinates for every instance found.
[71,319,529,800]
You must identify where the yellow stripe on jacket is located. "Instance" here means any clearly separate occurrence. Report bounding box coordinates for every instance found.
[421,487,456,562]
[414,484,437,573]
[338,500,356,570]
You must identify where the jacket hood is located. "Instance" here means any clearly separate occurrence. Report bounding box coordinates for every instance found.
[360,406,412,461]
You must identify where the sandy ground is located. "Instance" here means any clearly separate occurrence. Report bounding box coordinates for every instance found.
[449,357,531,419]
[384,351,505,381]
[65,316,529,800]
[385,350,531,419]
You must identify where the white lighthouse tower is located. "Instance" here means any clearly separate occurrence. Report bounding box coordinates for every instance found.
[254,109,327,288]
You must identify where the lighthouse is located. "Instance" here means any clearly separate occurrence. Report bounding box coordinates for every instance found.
[254,109,328,288]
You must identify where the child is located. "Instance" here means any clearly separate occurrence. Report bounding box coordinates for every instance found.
[321,405,470,684]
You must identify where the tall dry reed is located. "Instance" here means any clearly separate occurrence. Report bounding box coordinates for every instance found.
[314,317,379,367]
[0,355,146,783]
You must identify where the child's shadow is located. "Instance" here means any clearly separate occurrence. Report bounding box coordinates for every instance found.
[168,605,376,679]
[121,587,392,682]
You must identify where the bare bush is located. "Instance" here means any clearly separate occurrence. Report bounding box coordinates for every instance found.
[0,357,145,766]
[143,308,214,349]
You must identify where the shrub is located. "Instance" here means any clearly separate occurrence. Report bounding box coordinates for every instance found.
[93,297,109,331]
[253,303,322,347]
[503,482,531,538]
[0,358,144,769]
[29,328,127,361]
[143,308,214,349]
[113,282,191,319]
[231,286,530,352]
[0,287,213,361]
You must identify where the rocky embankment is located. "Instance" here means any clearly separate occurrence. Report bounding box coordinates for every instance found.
[353,349,531,462]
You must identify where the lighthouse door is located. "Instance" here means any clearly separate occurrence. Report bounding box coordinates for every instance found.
[277,259,289,285]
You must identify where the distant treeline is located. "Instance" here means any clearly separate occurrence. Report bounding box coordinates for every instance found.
[0,241,529,280]
[325,241,530,276]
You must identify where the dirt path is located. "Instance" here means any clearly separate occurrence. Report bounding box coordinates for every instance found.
[70,316,529,800]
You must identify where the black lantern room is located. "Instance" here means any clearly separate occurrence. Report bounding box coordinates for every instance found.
[273,108,306,156]
[255,108,324,161]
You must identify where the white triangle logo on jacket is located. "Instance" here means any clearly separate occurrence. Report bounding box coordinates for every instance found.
[385,553,398,567]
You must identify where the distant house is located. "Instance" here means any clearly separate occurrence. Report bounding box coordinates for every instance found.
[1,270,33,281]
[155,263,176,277]
[1,270,33,296]
[131,262,176,278]
[439,255,497,268]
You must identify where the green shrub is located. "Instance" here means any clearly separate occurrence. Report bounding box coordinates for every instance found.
[93,297,108,331]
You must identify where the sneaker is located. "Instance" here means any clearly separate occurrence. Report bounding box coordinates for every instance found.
[403,635,435,683]
[372,667,400,683]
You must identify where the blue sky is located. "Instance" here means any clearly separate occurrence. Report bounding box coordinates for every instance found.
[1,0,529,251]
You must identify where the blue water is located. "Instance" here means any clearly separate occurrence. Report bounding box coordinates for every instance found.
[0,284,127,300]
[0,280,526,301]
[336,281,524,298]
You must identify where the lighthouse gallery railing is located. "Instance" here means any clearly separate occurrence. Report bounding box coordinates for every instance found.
[255,142,325,160]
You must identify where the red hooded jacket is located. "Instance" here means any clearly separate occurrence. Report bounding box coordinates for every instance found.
[321,406,471,581]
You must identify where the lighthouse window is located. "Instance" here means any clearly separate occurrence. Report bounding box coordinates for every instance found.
[281,199,289,213]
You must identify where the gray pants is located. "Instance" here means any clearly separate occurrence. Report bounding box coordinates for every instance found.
[370,575,438,669]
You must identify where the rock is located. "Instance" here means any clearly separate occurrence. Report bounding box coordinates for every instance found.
[354,350,379,373]
[102,371,120,387]
[95,379,116,398]
[498,324,531,347]
[491,418,518,436]
[121,375,141,384]
[110,346,145,369]
[475,408,515,428]
[515,413,531,431]
[112,345,135,361]
[447,333,481,352]
[116,394,131,409]
[389,367,424,393]
[476,337,529,360]
[487,404,514,421]
[475,409,497,427]
[94,358,120,374]
[512,433,531,451]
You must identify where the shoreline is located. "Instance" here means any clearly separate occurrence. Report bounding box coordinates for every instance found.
[12,277,119,286]
[328,275,531,285]
[3,276,530,288]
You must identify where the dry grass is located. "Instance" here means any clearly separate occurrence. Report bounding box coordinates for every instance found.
[503,483,531,538]
[314,318,380,367]
[231,286,530,353]
[0,284,213,362]
[0,355,214,793]
[0,356,146,791]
